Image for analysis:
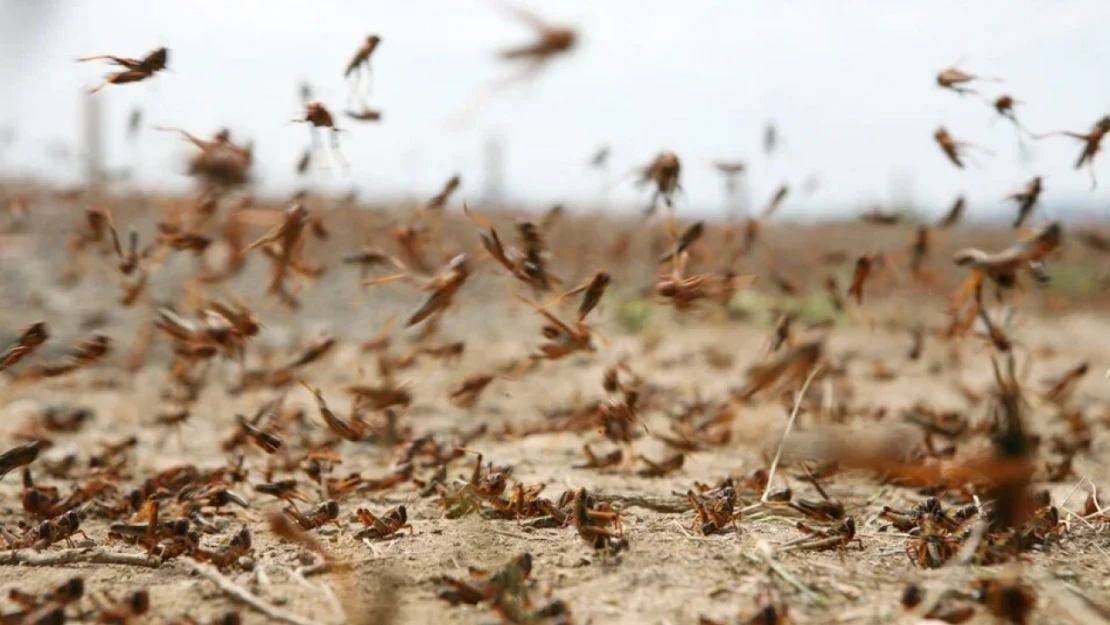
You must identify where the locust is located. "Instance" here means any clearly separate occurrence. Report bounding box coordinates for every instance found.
[449,374,496,410]
[700,588,790,625]
[950,221,1062,322]
[515,291,597,361]
[936,64,1001,96]
[847,254,874,305]
[296,148,312,175]
[572,488,626,553]
[90,589,151,624]
[713,160,747,198]
[240,202,311,302]
[424,175,461,212]
[742,184,788,255]
[938,195,966,229]
[355,505,413,540]
[764,121,779,155]
[0,322,49,373]
[637,151,683,213]
[463,203,558,294]
[254,480,309,508]
[779,517,863,554]
[1005,176,1042,229]
[588,146,610,170]
[364,253,471,328]
[972,577,1036,625]
[453,0,577,125]
[786,466,845,522]
[909,227,930,280]
[156,126,252,163]
[345,107,383,122]
[2,510,89,550]
[343,247,407,281]
[126,107,143,142]
[1035,115,1110,189]
[636,452,684,478]
[860,207,902,225]
[573,444,623,470]
[78,47,169,94]
[934,127,991,169]
[686,487,740,535]
[23,334,111,380]
[0,441,46,480]
[658,221,705,265]
[345,34,382,97]
[283,500,340,531]
[656,247,753,312]
[735,340,823,402]
[293,102,347,167]
[302,381,373,442]
[157,126,253,191]
[992,94,1031,142]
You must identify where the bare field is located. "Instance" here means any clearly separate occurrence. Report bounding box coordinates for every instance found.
[2,188,1110,624]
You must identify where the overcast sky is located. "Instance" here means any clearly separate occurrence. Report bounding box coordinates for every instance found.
[1,0,1109,220]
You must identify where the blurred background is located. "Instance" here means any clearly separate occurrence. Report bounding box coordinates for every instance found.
[1,0,1108,220]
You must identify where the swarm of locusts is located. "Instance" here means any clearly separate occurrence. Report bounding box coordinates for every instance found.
[3,13,1110,625]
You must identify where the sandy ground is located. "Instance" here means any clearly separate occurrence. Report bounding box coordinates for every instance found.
[2,189,1110,625]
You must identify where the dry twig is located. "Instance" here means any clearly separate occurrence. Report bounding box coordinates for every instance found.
[183,558,333,625]
[0,547,161,568]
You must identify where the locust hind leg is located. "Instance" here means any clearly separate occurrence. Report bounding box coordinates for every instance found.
[364,67,376,97]
[87,79,113,95]
[76,54,121,63]
[347,72,363,108]
[446,61,543,130]
[328,130,350,169]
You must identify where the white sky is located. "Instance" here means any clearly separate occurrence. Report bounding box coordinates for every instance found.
[1,0,1109,220]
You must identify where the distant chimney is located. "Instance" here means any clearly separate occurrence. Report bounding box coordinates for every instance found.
[83,94,105,186]
[481,135,505,206]
[723,172,751,220]
[888,167,916,212]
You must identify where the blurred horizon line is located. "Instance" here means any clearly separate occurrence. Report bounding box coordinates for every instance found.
[2,172,1108,228]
